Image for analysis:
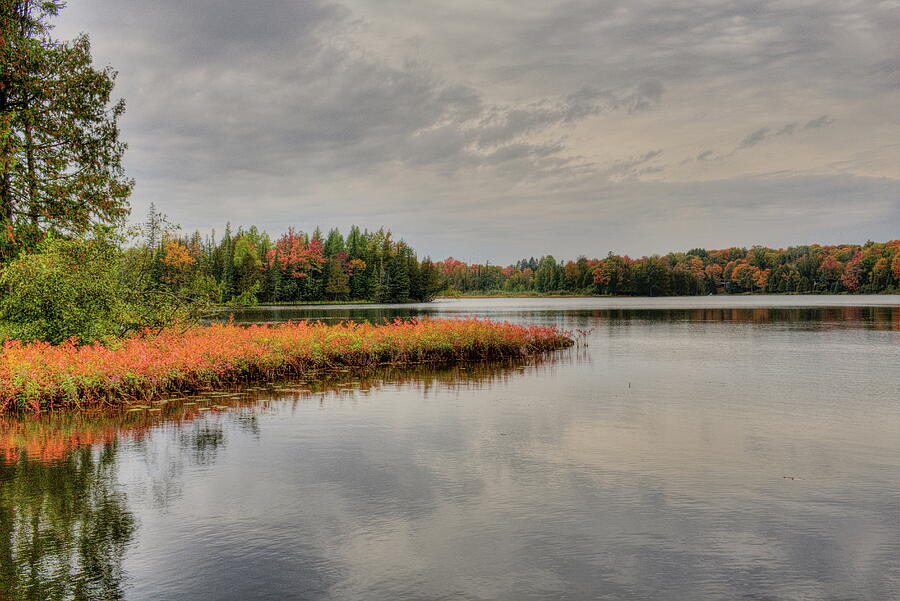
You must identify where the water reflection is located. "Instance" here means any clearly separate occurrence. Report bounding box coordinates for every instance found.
[0,445,135,601]
[0,358,565,465]
[1,299,898,600]
[227,301,900,331]
[0,358,575,600]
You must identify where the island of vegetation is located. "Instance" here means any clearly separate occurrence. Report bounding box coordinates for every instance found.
[0,319,573,413]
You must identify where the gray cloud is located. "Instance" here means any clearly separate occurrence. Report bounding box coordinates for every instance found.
[775,123,798,137]
[604,150,664,181]
[738,128,771,150]
[775,116,836,138]
[53,0,897,260]
[463,0,898,99]
[803,115,835,130]
[472,81,664,151]
[59,0,672,189]
[728,115,837,155]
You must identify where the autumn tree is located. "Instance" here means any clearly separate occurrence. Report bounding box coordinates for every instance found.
[159,238,195,286]
[0,0,132,261]
[97,219,900,306]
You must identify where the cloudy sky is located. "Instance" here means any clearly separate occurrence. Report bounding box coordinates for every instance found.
[55,0,898,263]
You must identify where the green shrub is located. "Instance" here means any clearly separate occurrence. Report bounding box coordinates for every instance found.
[0,231,212,344]
[0,234,125,344]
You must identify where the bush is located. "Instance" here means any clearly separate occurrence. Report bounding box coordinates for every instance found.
[0,231,211,344]
[0,234,125,344]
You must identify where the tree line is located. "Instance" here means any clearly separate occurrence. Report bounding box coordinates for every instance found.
[437,242,900,296]
[144,208,442,306]
[0,208,447,343]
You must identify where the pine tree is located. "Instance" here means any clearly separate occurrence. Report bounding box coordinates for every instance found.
[324,259,350,300]
[0,1,132,260]
[389,244,411,302]
[323,227,345,257]
[346,225,369,298]
[369,258,387,302]
[220,223,235,301]
[415,258,442,301]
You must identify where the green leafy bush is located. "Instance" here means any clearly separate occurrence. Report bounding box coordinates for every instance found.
[0,234,125,343]
[0,231,215,344]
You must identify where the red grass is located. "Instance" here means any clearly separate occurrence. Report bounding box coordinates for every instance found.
[0,318,572,412]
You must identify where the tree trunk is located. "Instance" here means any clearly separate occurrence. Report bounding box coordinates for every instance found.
[0,85,13,231]
[24,121,38,227]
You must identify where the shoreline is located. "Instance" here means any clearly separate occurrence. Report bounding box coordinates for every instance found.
[439,292,900,299]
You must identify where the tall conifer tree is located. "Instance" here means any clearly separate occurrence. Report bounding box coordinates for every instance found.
[0,0,132,260]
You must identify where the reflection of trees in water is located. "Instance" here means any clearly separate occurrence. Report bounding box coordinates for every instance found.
[0,444,135,601]
[282,354,573,398]
[567,306,898,329]
[229,305,900,331]
[2,355,567,464]
[587,306,899,328]
[1,355,571,595]
[0,354,570,598]
[179,422,225,464]
[126,418,232,511]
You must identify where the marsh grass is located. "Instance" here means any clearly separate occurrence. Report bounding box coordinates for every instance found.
[0,318,572,412]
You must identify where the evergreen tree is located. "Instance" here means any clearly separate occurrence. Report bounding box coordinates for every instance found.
[415,258,443,302]
[324,259,350,300]
[323,227,345,257]
[346,225,369,298]
[219,223,235,301]
[389,244,411,301]
[0,0,132,260]
[369,258,388,303]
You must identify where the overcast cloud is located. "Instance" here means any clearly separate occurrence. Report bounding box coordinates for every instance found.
[55,0,899,263]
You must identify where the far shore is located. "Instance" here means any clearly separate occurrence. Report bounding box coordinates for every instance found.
[437,292,900,299]
[216,291,899,310]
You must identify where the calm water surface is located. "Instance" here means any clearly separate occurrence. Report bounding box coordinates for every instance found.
[2,296,899,600]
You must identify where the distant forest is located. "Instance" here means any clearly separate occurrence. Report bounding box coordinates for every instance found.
[155,215,898,303]
[438,242,900,296]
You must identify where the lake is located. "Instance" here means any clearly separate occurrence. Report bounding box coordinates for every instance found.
[2,296,898,600]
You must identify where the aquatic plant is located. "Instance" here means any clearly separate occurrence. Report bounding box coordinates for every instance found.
[0,318,572,412]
